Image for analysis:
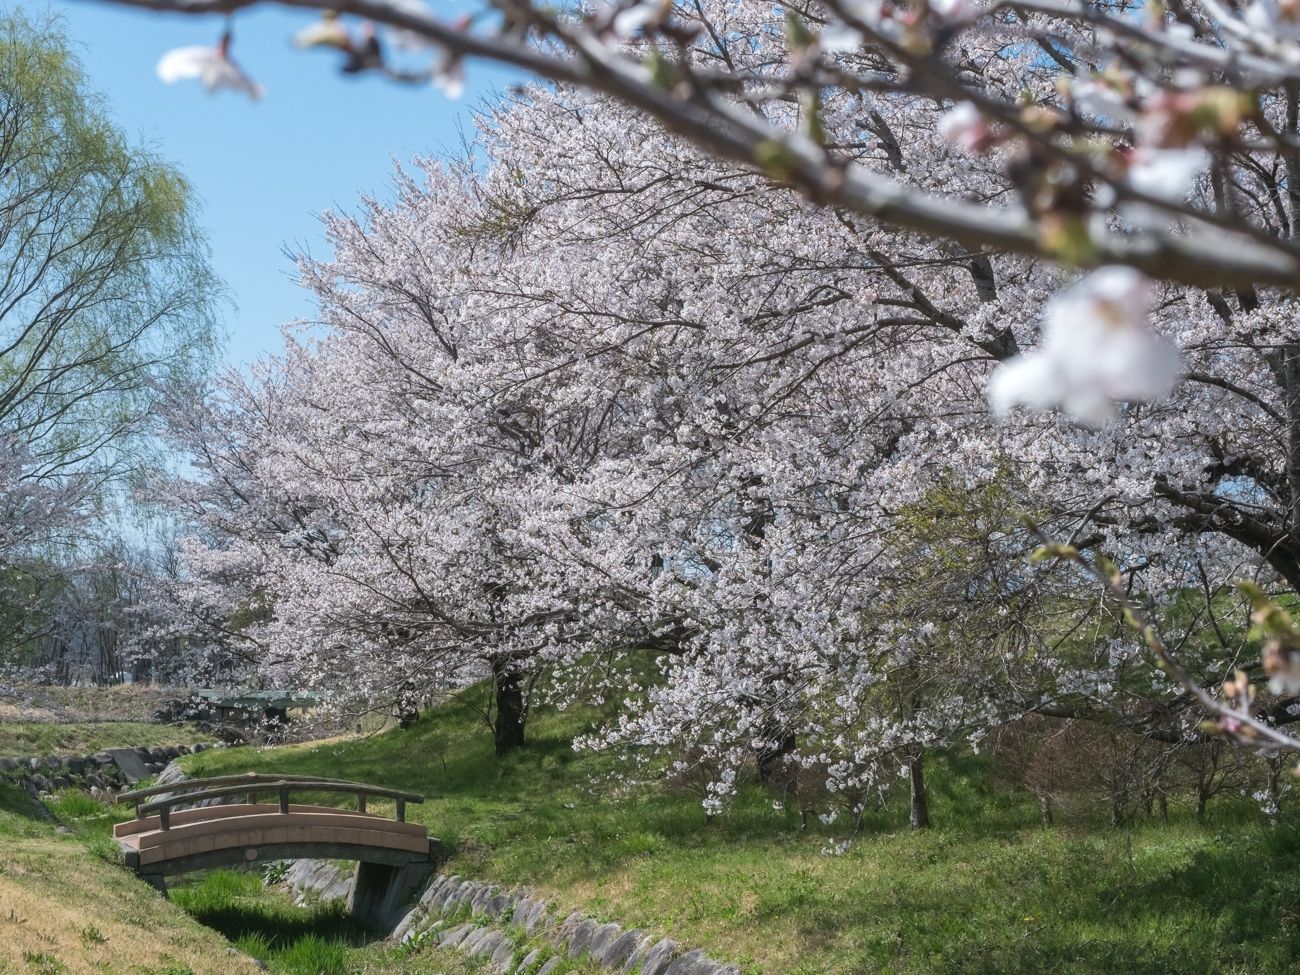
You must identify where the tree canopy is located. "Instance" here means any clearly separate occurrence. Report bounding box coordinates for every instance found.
[0,11,220,677]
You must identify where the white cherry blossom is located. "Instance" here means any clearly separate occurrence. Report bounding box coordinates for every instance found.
[989,268,1182,427]
[156,34,263,100]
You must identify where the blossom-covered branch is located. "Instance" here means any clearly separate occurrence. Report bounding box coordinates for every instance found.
[86,0,1300,288]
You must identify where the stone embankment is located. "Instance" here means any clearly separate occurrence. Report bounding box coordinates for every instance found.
[286,860,741,975]
[0,742,215,798]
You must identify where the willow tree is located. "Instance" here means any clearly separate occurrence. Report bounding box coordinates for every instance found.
[0,12,220,670]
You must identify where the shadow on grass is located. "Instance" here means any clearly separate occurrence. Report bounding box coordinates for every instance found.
[180,900,373,947]
[170,870,378,975]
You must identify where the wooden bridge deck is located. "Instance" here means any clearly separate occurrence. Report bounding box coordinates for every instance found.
[114,803,431,870]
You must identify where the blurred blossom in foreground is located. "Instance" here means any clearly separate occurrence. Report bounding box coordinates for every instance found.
[1245,0,1300,41]
[1124,147,1210,203]
[937,102,992,153]
[989,267,1182,428]
[156,33,264,100]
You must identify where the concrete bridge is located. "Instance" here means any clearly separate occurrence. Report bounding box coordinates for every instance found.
[114,773,437,928]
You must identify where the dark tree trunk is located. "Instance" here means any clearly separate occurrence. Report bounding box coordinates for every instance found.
[909,749,931,829]
[1267,755,1284,823]
[1195,791,1208,822]
[755,729,796,785]
[396,681,419,730]
[493,662,526,756]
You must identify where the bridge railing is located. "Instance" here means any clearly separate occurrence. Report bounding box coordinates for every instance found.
[119,774,424,831]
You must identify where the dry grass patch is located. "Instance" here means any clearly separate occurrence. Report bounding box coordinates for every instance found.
[0,830,261,975]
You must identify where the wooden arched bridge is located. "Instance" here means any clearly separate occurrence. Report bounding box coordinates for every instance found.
[114,773,437,928]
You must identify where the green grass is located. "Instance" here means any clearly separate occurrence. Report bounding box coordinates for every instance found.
[0,720,207,756]
[167,868,500,975]
[0,782,263,975]
[170,871,366,975]
[173,694,1300,975]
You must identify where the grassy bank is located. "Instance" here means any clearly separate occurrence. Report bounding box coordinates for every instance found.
[174,696,1300,975]
[46,793,489,975]
[0,684,180,724]
[0,784,263,975]
[0,720,208,756]
[163,870,489,975]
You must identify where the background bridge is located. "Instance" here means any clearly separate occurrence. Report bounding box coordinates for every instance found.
[115,773,437,928]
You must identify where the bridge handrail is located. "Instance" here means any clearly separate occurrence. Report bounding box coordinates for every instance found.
[120,772,378,804]
[131,777,424,830]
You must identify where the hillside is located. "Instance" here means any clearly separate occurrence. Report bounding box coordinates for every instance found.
[174,697,1300,975]
[0,785,263,975]
[0,721,209,757]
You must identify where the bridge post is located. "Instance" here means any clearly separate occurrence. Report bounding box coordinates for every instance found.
[347,856,435,930]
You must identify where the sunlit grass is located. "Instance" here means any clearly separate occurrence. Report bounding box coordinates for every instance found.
[0,720,206,756]
[175,694,1300,974]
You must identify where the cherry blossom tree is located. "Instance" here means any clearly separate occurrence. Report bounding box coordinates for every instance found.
[123,84,1175,804]
[106,0,1300,808]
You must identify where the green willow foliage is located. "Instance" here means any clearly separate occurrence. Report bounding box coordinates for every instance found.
[0,9,220,485]
[0,12,220,674]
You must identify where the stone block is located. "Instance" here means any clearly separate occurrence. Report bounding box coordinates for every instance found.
[568,918,597,958]
[600,929,644,968]
[640,939,679,975]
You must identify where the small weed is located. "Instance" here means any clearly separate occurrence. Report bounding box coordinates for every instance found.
[22,952,66,975]
[52,791,105,819]
[234,931,273,956]
[262,860,291,887]
[80,925,108,944]
[271,934,349,975]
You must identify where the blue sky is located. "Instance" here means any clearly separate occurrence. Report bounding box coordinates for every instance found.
[50,1,514,366]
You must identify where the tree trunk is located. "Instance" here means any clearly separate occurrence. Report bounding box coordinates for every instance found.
[1267,755,1284,823]
[396,681,419,730]
[1195,791,1207,822]
[909,749,930,829]
[492,662,526,756]
[1039,793,1054,826]
[755,728,796,785]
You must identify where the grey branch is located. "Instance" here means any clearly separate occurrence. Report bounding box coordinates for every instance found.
[81,0,1300,290]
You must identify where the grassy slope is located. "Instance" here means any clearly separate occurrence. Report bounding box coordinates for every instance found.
[0,721,208,756]
[176,696,1300,975]
[0,685,180,724]
[0,786,263,975]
